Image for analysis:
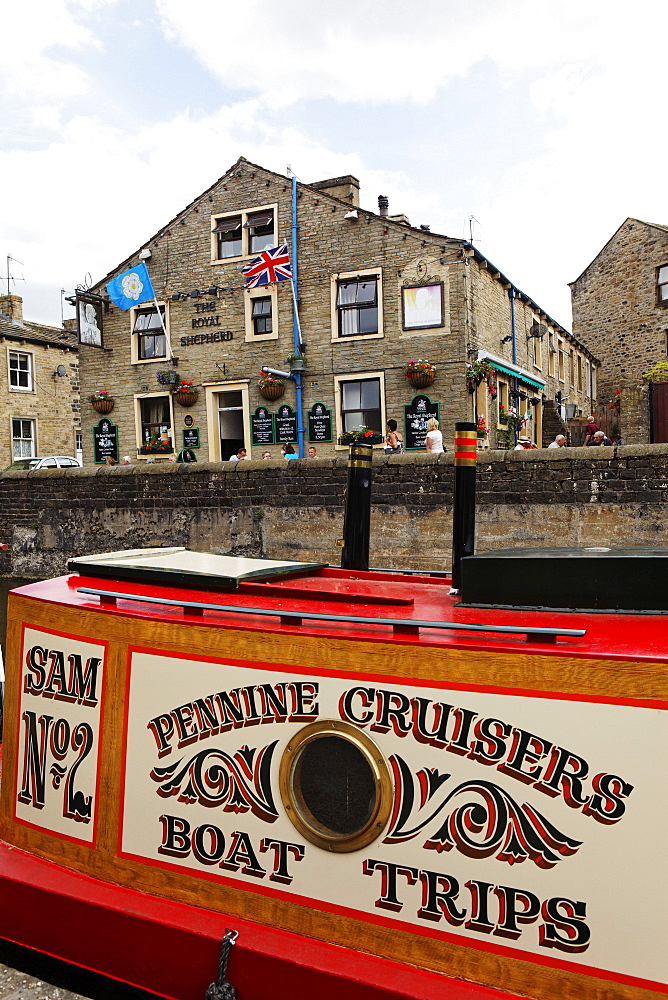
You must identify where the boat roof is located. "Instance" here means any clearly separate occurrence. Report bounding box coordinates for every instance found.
[11,550,668,666]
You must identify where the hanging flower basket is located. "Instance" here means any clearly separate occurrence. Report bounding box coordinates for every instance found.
[172,380,198,406]
[90,391,115,414]
[156,370,180,386]
[91,398,115,414]
[467,360,497,397]
[174,391,198,406]
[408,371,435,389]
[404,359,435,390]
[259,382,285,401]
[257,372,285,401]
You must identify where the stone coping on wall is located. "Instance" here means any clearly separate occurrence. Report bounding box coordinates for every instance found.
[3,443,668,480]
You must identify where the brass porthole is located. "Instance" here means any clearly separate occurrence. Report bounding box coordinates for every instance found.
[279,720,393,853]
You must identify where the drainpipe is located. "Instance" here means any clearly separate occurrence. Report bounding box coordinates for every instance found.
[291,175,305,458]
[509,288,519,445]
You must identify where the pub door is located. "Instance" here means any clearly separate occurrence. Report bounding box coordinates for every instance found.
[217,389,246,460]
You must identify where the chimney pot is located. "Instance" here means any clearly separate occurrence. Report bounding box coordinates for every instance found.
[378,195,389,217]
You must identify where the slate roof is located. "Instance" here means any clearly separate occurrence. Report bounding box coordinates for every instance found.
[0,308,77,352]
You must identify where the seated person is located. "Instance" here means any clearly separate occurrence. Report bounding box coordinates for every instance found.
[586,430,612,446]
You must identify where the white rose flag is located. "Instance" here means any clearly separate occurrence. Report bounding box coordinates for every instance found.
[106,262,155,311]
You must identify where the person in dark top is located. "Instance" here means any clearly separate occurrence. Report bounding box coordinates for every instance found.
[587,430,612,446]
[584,414,600,445]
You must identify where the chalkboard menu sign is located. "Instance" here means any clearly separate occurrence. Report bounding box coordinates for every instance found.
[308,402,332,443]
[182,427,200,449]
[251,406,274,446]
[275,404,297,444]
[93,418,118,464]
[403,395,440,450]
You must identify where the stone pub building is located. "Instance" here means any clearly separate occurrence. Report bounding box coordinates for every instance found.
[77,157,598,463]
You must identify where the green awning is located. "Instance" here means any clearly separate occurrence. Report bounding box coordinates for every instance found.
[488,361,545,391]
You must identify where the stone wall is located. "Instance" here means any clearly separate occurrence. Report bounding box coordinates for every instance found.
[1,447,667,580]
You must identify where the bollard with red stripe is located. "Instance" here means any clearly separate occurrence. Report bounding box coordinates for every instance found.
[450,421,477,591]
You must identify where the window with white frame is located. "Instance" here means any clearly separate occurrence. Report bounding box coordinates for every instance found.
[9,351,33,391]
[12,418,35,457]
[657,264,668,305]
[211,206,276,261]
[138,394,173,453]
[244,286,278,342]
[335,275,380,337]
[338,376,382,435]
[133,304,167,361]
[252,297,272,335]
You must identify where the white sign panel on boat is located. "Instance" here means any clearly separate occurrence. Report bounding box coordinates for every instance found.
[121,650,667,992]
[15,626,107,845]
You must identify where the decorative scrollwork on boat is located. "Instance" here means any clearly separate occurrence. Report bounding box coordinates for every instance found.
[383,756,581,869]
[150,742,278,823]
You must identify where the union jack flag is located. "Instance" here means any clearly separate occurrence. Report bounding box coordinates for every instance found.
[241,244,292,288]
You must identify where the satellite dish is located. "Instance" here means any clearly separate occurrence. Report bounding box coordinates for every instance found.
[54,364,67,377]
[529,323,548,339]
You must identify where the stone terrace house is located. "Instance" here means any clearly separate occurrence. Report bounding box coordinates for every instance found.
[570,218,668,444]
[0,294,79,468]
[79,157,597,463]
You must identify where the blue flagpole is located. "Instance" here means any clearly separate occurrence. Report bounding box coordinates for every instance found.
[291,175,305,458]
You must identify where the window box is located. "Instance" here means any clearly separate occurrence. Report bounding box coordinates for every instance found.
[139,444,173,456]
[338,431,383,445]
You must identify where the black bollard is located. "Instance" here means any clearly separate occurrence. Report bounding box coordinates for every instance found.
[341,441,373,571]
[451,422,477,591]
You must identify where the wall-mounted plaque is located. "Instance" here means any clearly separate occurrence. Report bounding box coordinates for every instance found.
[93,418,118,464]
[403,395,440,450]
[184,414,194,428]
[308,402,332,443]
[77,293,104,348]
[182,427,200,449]
[251,406,275,446]
[275,404,297,444]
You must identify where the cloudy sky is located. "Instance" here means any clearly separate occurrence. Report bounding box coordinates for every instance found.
[1,0,665,331]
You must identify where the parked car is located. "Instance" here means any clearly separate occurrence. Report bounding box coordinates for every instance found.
[4,456,82,471]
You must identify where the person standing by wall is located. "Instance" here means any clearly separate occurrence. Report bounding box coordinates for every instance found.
[384,419,403,455]
[425,417,444,453]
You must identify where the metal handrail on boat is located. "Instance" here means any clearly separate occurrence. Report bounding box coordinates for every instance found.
[77,587,586,645]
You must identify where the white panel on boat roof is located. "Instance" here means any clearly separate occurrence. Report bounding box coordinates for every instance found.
[68,548,327,588]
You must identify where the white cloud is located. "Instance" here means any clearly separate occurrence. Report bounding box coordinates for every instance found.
[3,0,668,336]
[0,0,106,107]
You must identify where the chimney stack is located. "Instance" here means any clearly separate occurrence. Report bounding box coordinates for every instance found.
[378,195,389,217]
[0,294,23,323]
